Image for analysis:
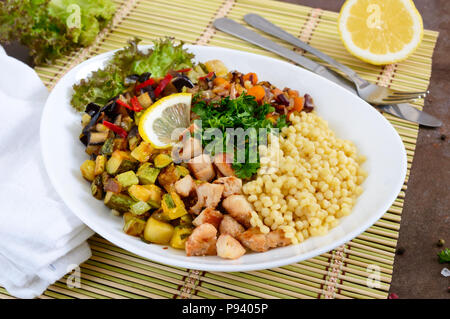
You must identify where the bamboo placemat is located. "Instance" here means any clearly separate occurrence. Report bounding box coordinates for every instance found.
[0,0,438,299]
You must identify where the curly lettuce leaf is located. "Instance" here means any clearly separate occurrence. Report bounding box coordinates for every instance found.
[47,0,116,45]
[71,38,144,111]
[131,38,194,78]
[0,0,115,65]
[71,38,195,111]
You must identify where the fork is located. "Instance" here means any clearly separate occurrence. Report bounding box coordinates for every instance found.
[244,13,428,105]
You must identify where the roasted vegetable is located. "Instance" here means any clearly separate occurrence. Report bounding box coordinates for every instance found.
[80,159,96,181]
[130,201,151,216]
[137,92,152,109]
[176,165,189,177]
[123,217,146,236]
[136,163,160,184]
[116,171,139,188]
[106,150,137,175]
[91,175,103,200]
[130,141,153,162]
[157,164,181,192]
[104,178,122,193]
[161,192,188,220]
[170,225,194,249]
[94,155,106,175]
[100,137,114,155]
[128,185,152,202]
[154,154,173,168]
[143,217,174,245]
[104,192,135,212]
[141,184,163,208]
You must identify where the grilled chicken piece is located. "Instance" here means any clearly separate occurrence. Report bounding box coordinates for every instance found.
[237,228,292,252]
[216,234,246,260]
[174,175,195,197]
[193,208,223,229]
[177,137,203,161]
[213,153,235,177]
[189,183,224,214]
[219,215,245,238]
[188,154,215,181]
[213,176,242,197]
[237,228,268,252]
[266,229,292,248]
[221,195,252,228]
[185,223,217,256]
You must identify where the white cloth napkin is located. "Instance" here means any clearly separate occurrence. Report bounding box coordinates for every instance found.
[0,46,94,299]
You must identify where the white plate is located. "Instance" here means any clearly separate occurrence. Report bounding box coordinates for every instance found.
[40,45,407,272]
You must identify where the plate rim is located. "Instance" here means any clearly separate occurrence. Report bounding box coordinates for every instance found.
[40,44,407,272]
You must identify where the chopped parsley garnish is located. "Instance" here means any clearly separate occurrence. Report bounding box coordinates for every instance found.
[192,94,288,179]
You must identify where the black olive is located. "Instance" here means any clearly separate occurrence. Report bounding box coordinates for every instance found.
[125,74,140,85]
[172,75,194,91]
[138,72,152,83]
[85,102,101,117]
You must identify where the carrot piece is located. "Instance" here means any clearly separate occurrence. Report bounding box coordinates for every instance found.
[288,89,300,98]
[247,85,265,102]
[213,77,230,89]
[271,88,283,96]
[293,96,304,112]
[243,72,258,85]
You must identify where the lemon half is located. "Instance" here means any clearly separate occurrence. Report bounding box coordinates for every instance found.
[338,0,423,65]
[138,93,192,149]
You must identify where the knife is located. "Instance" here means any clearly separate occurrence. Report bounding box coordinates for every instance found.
[213,17,441,127]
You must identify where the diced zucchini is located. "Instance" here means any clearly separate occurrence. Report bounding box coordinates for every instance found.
[116,159,138,174]
[80,159,96,182]
[116,171,139,188]
[170,225,194,249]
[113,138,128,151]
[123,218,146,237]
[142,184,163,208]
[101,137,114,155]
[106,150,127,174]
[131,141,153,162]
[130,201,151,216]
[104,178,122,193]
[128,135,140,151]
[154,154,173,168]
[151,209,170,222]
[123,212,134,224]
[128,185,152,202]
[91,175,103,200]
[179,214,193,226]
[94,155,106,175]
[136,163,160,184]
[161,192,188,220]
[176,165,190,177]
[137,92,153,109]
[104,191,136,212]
[143,217,174,244]
[121,117,134,132]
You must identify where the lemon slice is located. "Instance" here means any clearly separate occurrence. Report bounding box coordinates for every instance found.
[138,93,192,149]
[338,0,423,65]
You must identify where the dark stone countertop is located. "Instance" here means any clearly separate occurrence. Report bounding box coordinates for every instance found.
[2,0,448,299]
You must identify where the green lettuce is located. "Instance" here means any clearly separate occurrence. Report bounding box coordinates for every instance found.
[131,38,194,78]
[0,0,115,65]
[71,38,195,111]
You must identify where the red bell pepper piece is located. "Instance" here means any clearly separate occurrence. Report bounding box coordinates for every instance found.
[154,73,173,97]
[116,99,134,111]
[135,78,155,91]
[102,120,128,138]
[199,71,214,80]
[130,96,143,112]
[176,68,192,73]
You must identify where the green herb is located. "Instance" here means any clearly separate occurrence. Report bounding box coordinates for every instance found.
[192,94,285,179]
[70,37,194,111]
[0,0,116,65]
[438,248,450,263]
